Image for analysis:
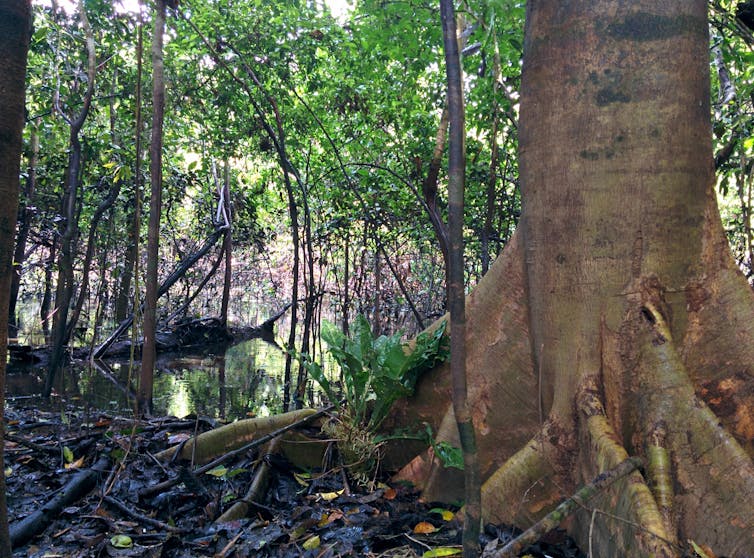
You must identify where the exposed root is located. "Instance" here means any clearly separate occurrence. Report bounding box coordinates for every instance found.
[640,304,754,554]
[480,425,559,527]
[645,425,674,536]
[482,457,643,558]
[577,381,675,556]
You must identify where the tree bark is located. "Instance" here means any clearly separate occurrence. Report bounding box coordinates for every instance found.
[0,2,31,554]
[45,0,97,397]
[391,2,754,556]
[440,1,480,555]
[141,0,167,414]
[9,120,38,339]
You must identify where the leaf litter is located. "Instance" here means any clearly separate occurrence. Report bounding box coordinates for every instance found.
[4,402,586,557]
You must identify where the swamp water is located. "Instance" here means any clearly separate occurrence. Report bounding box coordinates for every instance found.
[7,337,332,419]
[7,300,334,419]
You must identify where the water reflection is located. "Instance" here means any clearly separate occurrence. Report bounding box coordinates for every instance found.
[7,337,333,420]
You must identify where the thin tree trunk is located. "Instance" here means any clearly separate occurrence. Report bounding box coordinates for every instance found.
[141,0,167,414]
[0,1,30,554]
[65,179,120,344]
[481,39,502,277]
[342,234,350,334]
[424,105,450,271]
[116,9,144,323]
[9,120,38,339]
[220,161,232,326]
[294,180,315,408]
[45,0,96,397]
[440,2,480,555]
[41,236,56,338]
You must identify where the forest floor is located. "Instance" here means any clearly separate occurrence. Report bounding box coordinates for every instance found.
[4,401,584,558]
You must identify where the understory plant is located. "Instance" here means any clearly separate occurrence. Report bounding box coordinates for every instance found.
[305,315,448,480]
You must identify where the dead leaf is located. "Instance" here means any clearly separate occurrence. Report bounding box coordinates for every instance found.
[413,521,438,534]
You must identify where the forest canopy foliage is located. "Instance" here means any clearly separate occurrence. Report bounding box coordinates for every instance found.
[12,0,754,394]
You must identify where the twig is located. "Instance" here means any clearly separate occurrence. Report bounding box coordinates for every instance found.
[102,495,188,533]
[4,433,59,455]
[483,457,643,558]
[215,529,245,558]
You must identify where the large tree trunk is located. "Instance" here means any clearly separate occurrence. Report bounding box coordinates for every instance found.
[391,2,754,556]
[0,1,31,555]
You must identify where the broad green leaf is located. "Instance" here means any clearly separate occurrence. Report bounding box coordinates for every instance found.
[434,442,464,470]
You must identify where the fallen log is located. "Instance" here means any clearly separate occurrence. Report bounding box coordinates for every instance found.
[92,228,224,359]
[8,305,291,367]
[10,456,111,548]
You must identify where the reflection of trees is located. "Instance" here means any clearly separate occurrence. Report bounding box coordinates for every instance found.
[6,338,295,418]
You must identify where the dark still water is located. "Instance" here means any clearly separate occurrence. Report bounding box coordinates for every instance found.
[7,337,332,419]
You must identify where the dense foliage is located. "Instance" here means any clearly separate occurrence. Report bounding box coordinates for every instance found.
[12,0,754,396]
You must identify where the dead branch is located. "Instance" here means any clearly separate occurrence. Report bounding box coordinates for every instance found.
[10,456,111,548]
[482,457,643,558]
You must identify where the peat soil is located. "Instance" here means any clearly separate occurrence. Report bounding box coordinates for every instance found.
[4,402,585,558]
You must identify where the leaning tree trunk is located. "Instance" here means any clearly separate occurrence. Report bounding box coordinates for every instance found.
[390,2,754,557]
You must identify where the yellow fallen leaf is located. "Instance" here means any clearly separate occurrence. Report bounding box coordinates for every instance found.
[422,548,461,557]
[413,521,438,534]
[65,456,86,469]
[317,489,344,501]
[302,535,320,550]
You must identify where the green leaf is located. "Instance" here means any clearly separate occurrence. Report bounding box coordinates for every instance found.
[63,446,74,464]
[205,465,228,477]
[110,535,133,548]
[434,441,464,470]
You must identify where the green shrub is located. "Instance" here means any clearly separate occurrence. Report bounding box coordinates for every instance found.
[302,315,448,482]
[306,315,448,433]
